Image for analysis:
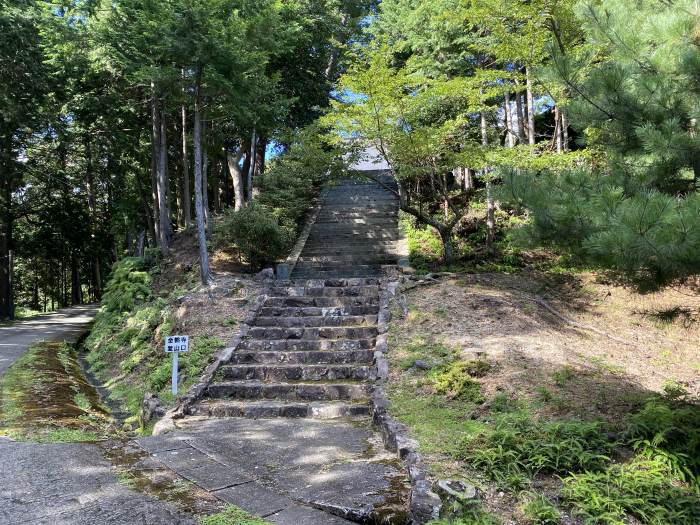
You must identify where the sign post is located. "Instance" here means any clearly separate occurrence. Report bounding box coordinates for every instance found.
[165,335,189,395]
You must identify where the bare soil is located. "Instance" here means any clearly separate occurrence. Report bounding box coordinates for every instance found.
[394,271,699,422]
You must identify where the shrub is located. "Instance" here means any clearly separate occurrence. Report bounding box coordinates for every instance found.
[218,203,292,270]
[430,360,490,402]
[100,257,152,313]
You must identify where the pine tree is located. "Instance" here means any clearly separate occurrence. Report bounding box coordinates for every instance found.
[502,0,700,284]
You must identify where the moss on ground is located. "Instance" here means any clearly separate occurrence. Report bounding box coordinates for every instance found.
[0,342,112,442]
[199,506,272,525]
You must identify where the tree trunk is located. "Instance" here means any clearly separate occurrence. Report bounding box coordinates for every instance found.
[561,108,569,151]
[193,68,212,284]
[481,111,496,251]
[325,13,349,80]
[526,67,536,145]
[255,137,267,176]
[150,89,161,244]
[71,252,81,305]
[555,106,563,153]
[227,149,245,211]
[515,87,526,143]
[246,128,257,202]
[504,91,515,147]
[85,136,102,300]
[439,228,454,265]
[181,75,192,227]
[202,120,210,238]
[158,104,171,254]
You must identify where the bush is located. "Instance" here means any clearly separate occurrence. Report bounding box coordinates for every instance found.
[217,203,292,270]
[100,257,152,313]
[429,360,490,402]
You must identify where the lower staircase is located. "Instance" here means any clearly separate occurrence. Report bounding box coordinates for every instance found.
[194,176,399,419]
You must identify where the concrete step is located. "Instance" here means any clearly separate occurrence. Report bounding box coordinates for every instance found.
[258,305,380,317]
[207,380,372,401]
[253,315,377,328]
[219,364,373,381]
[246,326,379,340]
[229,349,374,365]
[191,400,370,419]
[238,338,375,351]
[263,297,380,308]
[297,256,396,265]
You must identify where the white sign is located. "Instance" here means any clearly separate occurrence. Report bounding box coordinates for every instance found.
[165,335,189,395]
[165,335,189,353]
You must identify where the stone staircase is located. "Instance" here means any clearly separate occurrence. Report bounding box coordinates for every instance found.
[194,176,399,419]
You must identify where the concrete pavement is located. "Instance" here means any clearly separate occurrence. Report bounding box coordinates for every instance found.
[0,305,99,376]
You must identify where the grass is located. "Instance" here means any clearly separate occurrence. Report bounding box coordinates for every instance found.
[199,506,272,525]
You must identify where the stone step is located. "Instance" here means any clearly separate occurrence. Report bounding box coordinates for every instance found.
[296,255,396,265]
[292,264,385,274]
[259,305,380,317]
[207,380,372,401]
[219,364,373,381]
[192,400,370,419]
[287,277,381,287]
[315,217,398,224]
[306,231,400,240]
[253,315,377,328]
[291,270,385,279]
[266,285,379,298]
[246,326,379,340]
[229,349,374,365]
[263,297,379,308]
[237,339,375,352]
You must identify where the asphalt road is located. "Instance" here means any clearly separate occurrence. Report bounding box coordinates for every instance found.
[0,305,99,376]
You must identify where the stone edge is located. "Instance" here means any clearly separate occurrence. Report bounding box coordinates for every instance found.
[370,278,443,524]
[153,288,270,435]
[284,188,326,276]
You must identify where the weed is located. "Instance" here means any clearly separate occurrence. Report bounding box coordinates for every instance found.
[490,393,523,413]
[457,411,614,490]
[427,500,501,525]
[521,493,560,524]
[199,505,272,525]
[562,456,700,525]
[624,399,700,482]
[662,380,689,400]
[551,366,574,387]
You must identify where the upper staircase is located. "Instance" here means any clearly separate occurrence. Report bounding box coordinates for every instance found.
[193,177,399,418]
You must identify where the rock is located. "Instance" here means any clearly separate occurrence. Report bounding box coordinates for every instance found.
[414,360,431,370]
[254,268,274,281]
[434,480,478,502]
[410,480,442,524]
[142,393,166,423]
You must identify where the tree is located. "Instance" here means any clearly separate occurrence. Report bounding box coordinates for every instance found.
[501,0,700,284]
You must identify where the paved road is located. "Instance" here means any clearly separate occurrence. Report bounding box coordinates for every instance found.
[0,439,197,525]
[0,305,99,376]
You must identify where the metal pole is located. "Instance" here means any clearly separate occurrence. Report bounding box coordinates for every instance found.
[172,351,178,395]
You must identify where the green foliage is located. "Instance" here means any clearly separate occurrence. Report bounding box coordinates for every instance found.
[428,501,501,525]
[457,411,614,489]
[200,505,271,525]
[217,203,292,270]
[562,457,700,525]
[521,493,561,525]
[624,400,700,484]
[101,258,152,313]
[430,360,490,402]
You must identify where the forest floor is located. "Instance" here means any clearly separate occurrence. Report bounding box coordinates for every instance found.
[387,269,700,525]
